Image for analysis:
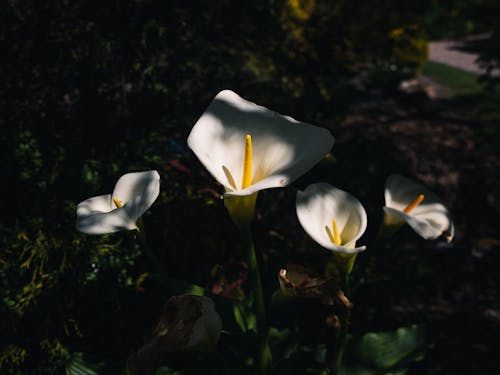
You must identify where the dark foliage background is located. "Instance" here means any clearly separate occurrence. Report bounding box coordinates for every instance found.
[1,0,499,373]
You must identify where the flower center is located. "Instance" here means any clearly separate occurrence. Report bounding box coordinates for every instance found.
[221,134,254,192]
[326,219,342,245]
[241,134,253,189]
[403,194,424,214]
[113,197,123,208]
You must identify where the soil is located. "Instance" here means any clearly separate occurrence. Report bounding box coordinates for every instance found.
[325,90,500,374]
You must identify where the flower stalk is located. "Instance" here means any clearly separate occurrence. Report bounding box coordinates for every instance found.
[187,90,334,373]
[242,225,272,374]
[332,275,351,374]
[134,220,206,296]
[226,194,271,374]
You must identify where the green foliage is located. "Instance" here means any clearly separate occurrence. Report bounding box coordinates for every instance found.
[14,131,46,190]
[66,352,120,375]
[340,325,427,375]
[390,25,428,74]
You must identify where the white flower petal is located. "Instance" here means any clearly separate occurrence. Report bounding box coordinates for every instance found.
[384,174,454,241]
[112,170,160,220]
[385,174,440,211]
[76,194,137,234]
[76,170,160,235]
[77,194,113,213]
[296,183,367,254]
[188,90,334,196]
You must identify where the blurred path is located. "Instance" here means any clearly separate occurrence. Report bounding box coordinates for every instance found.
[428,34,499,76]
[429,40,482,74]
[401,35,498,100]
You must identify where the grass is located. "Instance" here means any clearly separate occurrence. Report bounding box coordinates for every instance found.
[422,60,500,123]
[421,60,486,97]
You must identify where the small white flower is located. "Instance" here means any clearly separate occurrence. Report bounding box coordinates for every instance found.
[76,170,160,234]
[187,90,334,198]
[384,174,454,241]
[296,183,367,254]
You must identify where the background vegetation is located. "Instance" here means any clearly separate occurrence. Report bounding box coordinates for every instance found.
[1,0,499,373]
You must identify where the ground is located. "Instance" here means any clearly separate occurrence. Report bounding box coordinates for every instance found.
[327,84,500,373]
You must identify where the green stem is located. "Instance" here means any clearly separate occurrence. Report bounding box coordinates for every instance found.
[137,232,168,277]
[376,216,404,248]
[332,275,350,374]
[135,222,205,296]
[242,226,272,374]
[133,222,252,333]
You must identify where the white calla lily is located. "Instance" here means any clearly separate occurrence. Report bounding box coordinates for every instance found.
[76,170,160,234]
[384,174,454,242]
[296,183,368,254]
[187,90,334,197]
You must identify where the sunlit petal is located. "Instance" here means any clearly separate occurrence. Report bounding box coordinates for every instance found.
[296,183,367,254]
[384,174,454,241]
[76,170,160,235]
[188,90,334,197]
[112,170,161,222]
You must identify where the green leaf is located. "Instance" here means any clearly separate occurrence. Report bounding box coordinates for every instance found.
[268,327,298,360]
[233,302,249,332]
[65,352,105,375]
[340,325,428,375]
